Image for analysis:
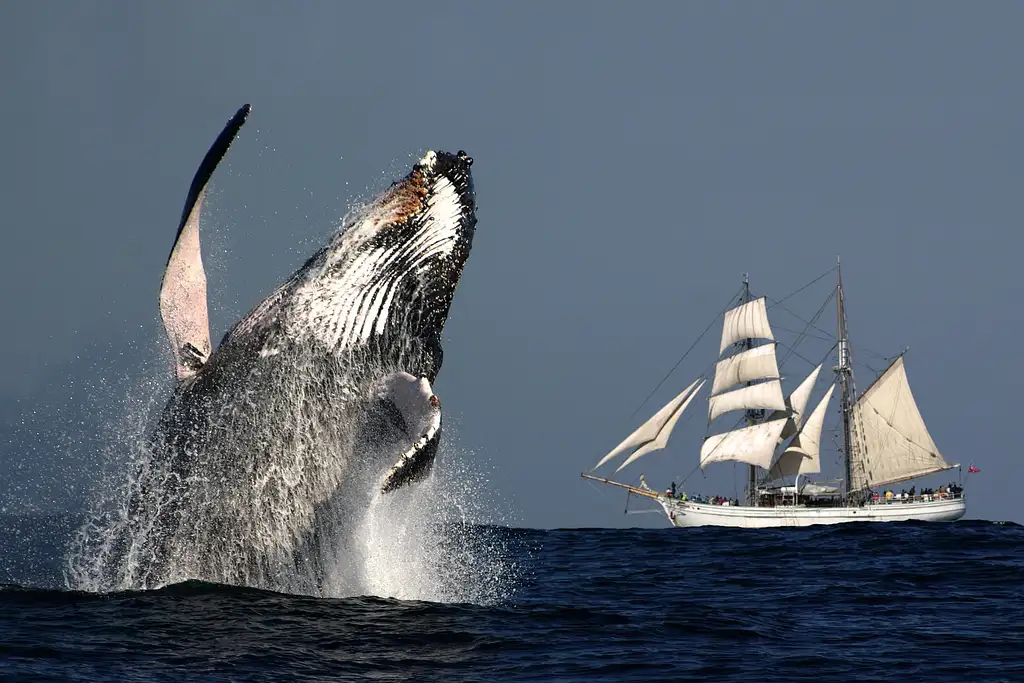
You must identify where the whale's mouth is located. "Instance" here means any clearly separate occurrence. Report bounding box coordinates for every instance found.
[380,415,441,494]
[374,373,443,494]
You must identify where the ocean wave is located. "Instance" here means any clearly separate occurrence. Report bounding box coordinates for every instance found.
[3,519,1023,681]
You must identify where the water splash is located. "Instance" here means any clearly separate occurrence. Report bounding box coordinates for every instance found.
[62,340,182,593]
[62,339,522,604]
[340,444,524,604]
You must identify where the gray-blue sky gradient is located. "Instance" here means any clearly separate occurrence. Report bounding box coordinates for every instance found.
[1,2,1020,527]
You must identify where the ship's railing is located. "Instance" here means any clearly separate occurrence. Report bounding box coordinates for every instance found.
[865,491,964,505]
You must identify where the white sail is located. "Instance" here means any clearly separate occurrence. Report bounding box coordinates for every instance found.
[593,378,703,470]
[711,344,781,395]
[768,384,835,479]
[769,364,822,441]
[719,297,774,354]
[615,380,705,472]
[700,417,789,469]
[707,380,786,423]
[849,355,953,490]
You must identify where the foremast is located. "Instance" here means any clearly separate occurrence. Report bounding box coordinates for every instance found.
[740,275,762,506]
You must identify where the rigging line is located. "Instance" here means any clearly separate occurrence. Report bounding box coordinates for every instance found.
[859,347,897,362]
[766,299,836,342]
[774,341,817,368]
[772,282,895,365]
[861,361,884,376]
[858,358,901,380]
[625,286,745,423]
[766,266,837,310]
[777,290,835,368]
[774,291,895,366]
[771,324,835,344]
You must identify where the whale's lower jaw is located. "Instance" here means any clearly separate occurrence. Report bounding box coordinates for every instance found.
[380,418,441,494]
[374,373,442,494]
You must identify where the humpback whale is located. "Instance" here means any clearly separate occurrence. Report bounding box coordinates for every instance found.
[70,104,477,593]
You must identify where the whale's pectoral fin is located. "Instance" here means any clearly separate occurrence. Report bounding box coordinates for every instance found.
[159,104,251,380]
[375,371,443,494]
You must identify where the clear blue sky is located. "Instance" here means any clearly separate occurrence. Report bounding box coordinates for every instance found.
[1,2,1020,527]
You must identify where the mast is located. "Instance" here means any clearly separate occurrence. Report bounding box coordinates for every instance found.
[741,274,761,506]
[835,257,855,503]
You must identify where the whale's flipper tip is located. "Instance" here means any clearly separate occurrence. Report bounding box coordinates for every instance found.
[376,372,443,494]
[176,104,251,235]
[159,104,251,381]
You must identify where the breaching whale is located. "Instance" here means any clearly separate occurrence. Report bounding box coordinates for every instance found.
[70,104,477,593]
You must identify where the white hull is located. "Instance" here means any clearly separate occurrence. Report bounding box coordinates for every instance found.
[660,496,966,528]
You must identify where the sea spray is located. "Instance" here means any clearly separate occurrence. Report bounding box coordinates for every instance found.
[342,444,524,604]
[63,341,523,603]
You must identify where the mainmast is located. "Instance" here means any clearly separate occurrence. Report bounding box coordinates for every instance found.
[834,257,856,503]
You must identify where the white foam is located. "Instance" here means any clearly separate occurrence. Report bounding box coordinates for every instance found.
[326,441,523,605]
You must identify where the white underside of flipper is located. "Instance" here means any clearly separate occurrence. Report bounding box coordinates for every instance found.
[159,104,250,380]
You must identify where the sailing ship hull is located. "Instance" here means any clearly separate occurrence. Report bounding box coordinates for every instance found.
[660,496,966,528]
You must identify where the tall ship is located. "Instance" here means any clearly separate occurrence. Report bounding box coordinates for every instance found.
[581,261,967,528]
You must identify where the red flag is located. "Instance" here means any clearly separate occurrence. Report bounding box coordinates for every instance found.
[968,465,980,473]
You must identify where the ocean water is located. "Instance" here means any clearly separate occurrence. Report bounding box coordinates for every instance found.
[2,515,1022,682]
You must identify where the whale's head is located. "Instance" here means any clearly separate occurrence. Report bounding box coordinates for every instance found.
[276,149,477,383]
[266,150,476,493]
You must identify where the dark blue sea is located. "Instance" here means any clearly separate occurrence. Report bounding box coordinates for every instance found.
[2,515,1022,682]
